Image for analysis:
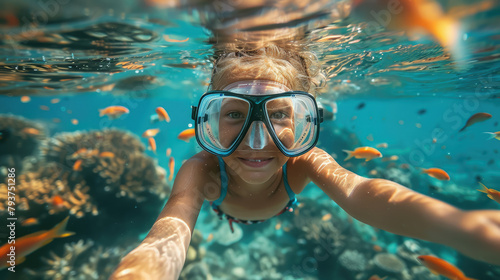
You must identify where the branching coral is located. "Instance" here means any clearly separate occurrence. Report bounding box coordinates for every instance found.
[25,239,128,280]
[373,253,407,275]
[0,163,97,219]
[42,129,169,202]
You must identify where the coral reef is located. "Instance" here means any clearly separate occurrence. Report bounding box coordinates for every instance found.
[24,239,128,280]
[213,222,243,246]
[338,249,368,271]
[0,163,97,218]
[42,129,168,202]
[372,253,407,276]
[0,114,46,183]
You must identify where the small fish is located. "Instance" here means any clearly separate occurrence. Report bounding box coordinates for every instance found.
[368,275,386,280]
[343,147,382,162]
[20,96,31,103]
[421,168,450,181]
[372,245,383,252]
[99,151,115,158]
[99,106,130,120]
[356,102,365,110]
[21,218,40,227]
[321,213,332,221]
[168,157,175,181]
[178,128,195,142]
[73,159,83,171]
[163,35,189,43]
[417,109,427,115]
[484,131,500,140]
[0,129,11,142]
[166,148,172,157]
[142,128,160,138]
[0,217,75,269]
[417,255,477,280]
[477,182,500,205]
[52,195,65,208]
[376,142,388,148]
[21,127,40,135]
[148,137,157,154]
[156,107,170,122]
[459,112,492,132]
[40,105,50,111]
[71,119,78,125]
[206,233,214,242]
[275,222,281,230]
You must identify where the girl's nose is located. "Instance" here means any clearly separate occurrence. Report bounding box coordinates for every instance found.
[244,121,271,149]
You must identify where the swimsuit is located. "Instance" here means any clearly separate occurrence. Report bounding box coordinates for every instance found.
[210,157,298,233]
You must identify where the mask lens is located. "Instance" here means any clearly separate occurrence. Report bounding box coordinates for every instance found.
[197,95,250,153]
[266,95,318,154]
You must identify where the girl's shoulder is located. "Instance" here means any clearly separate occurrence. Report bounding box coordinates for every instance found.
[182,151,222,201]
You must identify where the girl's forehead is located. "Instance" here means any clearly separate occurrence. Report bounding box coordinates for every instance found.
[223,80,290,95]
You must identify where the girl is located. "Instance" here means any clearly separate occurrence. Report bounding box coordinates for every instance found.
[111,45,500,279]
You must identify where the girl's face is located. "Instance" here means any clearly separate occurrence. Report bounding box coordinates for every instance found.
[219,80,292,185]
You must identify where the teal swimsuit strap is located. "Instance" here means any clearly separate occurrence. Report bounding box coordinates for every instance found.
[282,162,296,201]
[212,156,228,207]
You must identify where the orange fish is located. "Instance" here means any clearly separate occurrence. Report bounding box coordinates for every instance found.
[477,182,500,205]
[99,106,130,120]
[168,157,175,181]
[0,217,74,270]
[148,137,157,154]
[459,112,492,132]
[321,213,332,221]
[178,128,195,142]
[99,151,115,158]
[166,148,172,157]
[417,255,477,280]
[206,233,214,242]
[163,35,189,43]
[421,168,450,181]
[71,119,79,125]
[73,159,83,171]
[52,195,65,208]
[156,107,170,122]
[368,275,387,280]
[21,127,40,135]
[484,131,500,141]
[21,218,39,227]
[353,0,465,63]
[142,128,160,138]
[343,147,382,161]
[20,96,30,103]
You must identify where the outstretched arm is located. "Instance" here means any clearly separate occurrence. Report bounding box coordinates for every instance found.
[110,156,210,279]
[302,148,500,265]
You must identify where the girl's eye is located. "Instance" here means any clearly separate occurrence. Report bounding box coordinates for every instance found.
[270,112,287,119]
[228,112,244,119]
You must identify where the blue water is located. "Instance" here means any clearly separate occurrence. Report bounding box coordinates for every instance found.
[1,0,500,279]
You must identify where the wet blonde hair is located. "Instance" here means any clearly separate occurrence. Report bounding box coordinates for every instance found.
[210,44,325,96]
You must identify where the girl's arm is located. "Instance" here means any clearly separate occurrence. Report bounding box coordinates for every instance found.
[110,156,211,279]
[302,148,500,265]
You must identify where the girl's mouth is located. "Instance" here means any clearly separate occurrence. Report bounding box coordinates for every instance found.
[238,157,273,168]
